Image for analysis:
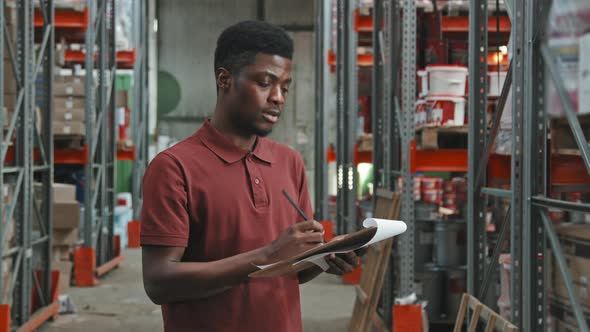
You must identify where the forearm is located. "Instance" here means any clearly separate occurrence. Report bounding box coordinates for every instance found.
[298,265,323,284]
[143,247,267,304]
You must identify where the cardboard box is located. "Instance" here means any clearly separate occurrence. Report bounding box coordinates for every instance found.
[551,224,590,311]
[53,202,80,229]
[54,97,85,110]
[579,33,590,114]
[53,260,73,294]
[52,245,71,261]
[55,75,85,85]
[550,298,590,332]
[34,182,76,203]
[53,121,85,136]
[53,228,78,246]
[115,90,129,108]
[54,107,85,122]
[54,81,85,97]
[4,58,17,94]
[1,258,12,304]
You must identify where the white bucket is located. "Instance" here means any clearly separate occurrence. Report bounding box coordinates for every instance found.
[489,71,508,97]
[426,95,466,126]
[426,65,468,96]
[417,70,428,97]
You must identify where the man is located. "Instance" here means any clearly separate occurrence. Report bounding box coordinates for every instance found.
[141,21,362,332]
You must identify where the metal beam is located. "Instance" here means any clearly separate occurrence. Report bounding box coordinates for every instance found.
[467,0,488,301]
[313,0,330,222]
[399,0,416,296]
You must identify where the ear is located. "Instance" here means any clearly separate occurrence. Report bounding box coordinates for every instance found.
[215,67,232,91]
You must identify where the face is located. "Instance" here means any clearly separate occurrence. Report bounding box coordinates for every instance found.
[219,53,292,137]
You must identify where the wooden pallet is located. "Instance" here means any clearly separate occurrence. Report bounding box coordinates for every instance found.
[416,125,469,149]
[349,190,401,332]
[454,293,517,332]
[550,114,590,154]
[54,135,85,150]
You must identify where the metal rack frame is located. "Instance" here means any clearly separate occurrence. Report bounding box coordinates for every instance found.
[313,0,330,223]
[131,0,150,221]
[312,0,590,330]
[0,0,57,329]
[335,0,358,236]
[466,0,590,330]
[82,0,118,277]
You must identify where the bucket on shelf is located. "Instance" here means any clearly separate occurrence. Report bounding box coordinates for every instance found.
[433,221,467,266]
[417,264,446,321]
[425,65,468,96]
[414,221,434,272]
[446,266,467,320]
[426,95,467,126]
[488,71,508,97]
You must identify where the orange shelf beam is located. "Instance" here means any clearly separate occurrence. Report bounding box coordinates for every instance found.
[410,141,468,173]
[328,50,374,67]
[116,49,137,68]
[117,147,136,161]
[35,7,88,29]
[54,144,88,165]
[353,145,373,166]
[442,16,511,33]
[64,49,137,68]
[5,147,41,165]
[96,254,124,277]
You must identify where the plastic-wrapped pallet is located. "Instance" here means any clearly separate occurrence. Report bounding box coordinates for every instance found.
[545,0,590,117]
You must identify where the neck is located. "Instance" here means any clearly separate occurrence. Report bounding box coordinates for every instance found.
[210,109,257,151]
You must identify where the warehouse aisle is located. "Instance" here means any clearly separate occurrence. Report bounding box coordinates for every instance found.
[41,249,356,332]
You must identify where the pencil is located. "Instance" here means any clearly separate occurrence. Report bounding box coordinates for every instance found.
[282,189,309,221]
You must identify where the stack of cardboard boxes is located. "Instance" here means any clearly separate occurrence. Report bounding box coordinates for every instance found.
[549,224,590,330]
[34,183,80,294]
[1,183,15,304]
[52,183,80,293]
[53,75,86,137]
[4,6,17,128]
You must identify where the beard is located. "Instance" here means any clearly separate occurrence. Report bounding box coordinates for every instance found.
[230,111,274,137]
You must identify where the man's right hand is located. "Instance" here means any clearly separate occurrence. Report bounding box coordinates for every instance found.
[261,220,325,264]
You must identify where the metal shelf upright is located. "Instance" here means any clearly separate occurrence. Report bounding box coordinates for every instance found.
[131,0,150,221]
[313,0,330,223]
[75,0,122,287]
[0,1,58,330]
[335,0,358,236]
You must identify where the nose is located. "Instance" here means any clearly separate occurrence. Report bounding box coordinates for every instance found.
[268,85,285,107]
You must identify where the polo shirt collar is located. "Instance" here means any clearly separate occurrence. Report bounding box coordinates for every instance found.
[197,120,274,164]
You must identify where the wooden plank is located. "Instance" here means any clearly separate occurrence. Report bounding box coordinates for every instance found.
[485,315,497,332]
[372,312,389,332]
[468,304,482,332]
[453,293,469,332]
[354,286,368,304]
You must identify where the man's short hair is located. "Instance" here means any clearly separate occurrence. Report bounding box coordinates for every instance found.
[214,20,294,75]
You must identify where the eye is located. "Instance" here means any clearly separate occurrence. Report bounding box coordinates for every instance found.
[258,81,271,88]
[281,88,289,94]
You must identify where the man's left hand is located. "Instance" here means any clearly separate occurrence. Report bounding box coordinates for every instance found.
[324,249,366,275]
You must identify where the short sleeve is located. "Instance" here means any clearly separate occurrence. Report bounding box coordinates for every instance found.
[140,152,190,247]
[295,154,314,221]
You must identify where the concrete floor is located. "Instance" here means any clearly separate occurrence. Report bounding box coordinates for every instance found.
[41,249,356,332]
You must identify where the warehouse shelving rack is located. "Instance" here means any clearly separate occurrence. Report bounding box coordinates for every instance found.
[317,0,590,330]
[73,0,122,287]
[334,0,359,237]
[131,0,150,222]
[0,1,59,330]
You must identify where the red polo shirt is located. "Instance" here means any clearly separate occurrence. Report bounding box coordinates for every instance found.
[140,120,312,332]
